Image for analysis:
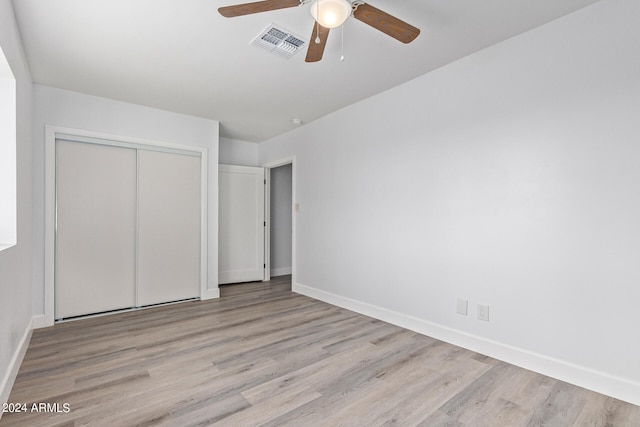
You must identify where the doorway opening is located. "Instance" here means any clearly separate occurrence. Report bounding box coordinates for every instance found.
[264,157,296,285]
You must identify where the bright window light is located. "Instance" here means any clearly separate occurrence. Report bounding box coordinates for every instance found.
[0,45,16,251]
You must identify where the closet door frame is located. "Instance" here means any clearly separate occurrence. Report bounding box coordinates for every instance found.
[44,125,209,326]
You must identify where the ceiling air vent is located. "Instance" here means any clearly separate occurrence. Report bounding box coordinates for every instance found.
[250,24,307,59]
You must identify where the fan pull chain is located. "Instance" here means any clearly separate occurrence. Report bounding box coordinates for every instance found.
[315,1,321,44]
[340,24,345,61]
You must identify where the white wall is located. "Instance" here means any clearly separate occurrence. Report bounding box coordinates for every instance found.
[0,0,34,407]
[270,164,292,276]
[32,85,220,319]
[219,137,258,166]
[259,0,640,404]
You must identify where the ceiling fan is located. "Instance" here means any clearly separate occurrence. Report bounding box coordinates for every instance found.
[218,0,420,62]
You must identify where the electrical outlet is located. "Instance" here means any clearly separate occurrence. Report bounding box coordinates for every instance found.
[456,298,468,315]
[477,304,489,321]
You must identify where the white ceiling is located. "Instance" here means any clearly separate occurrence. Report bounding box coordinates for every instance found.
[12,0,601,142]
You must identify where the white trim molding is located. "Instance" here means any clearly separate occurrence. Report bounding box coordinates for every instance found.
[31,315,46,330]
[0,317,33,412]
[270,267,292,277]
[202,287,220,300]
[293,282,640,406]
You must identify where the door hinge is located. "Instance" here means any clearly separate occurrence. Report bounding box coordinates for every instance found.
[264,179,266,185]
[264,221,266,226]
[264,264,266,268]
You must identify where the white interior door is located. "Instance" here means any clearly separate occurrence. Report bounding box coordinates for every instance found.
[137,150,201,305]
[219,164,265,284]
[55,140,137,318]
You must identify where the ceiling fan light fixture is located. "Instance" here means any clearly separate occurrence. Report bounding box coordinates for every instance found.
[310,0,351,29]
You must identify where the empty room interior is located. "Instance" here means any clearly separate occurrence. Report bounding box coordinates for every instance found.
[1,0,640,425]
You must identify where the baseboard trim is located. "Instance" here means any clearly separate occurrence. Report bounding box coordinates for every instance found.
[293,282,640,406]
[31,314,46,330]
[270,267,292,277]
[201,287,220,300]
[0,317,34,412]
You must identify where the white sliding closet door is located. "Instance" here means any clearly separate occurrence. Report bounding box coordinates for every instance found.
[137,150,201,305]
[56,141,137,319]
[218,165,265,284]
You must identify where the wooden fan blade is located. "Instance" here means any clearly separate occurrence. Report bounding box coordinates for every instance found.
[353,3,420,44]
[305,24,330,63]
[218,0,300,18]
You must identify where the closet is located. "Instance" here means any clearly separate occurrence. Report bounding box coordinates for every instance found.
[55,138,201,319]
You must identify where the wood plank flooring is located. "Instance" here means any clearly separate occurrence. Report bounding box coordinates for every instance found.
[2,275,639,426]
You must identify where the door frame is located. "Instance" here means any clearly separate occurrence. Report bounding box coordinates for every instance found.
[263,156,296,285]
[44,125,209,326]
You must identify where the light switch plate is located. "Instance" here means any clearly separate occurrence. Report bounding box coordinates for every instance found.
[477,304,489,321]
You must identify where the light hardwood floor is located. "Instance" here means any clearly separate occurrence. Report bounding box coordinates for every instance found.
[2,276,639,426]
